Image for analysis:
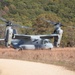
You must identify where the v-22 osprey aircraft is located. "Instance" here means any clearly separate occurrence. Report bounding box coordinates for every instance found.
[0,17,63,50]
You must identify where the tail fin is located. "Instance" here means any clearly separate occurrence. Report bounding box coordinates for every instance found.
[13,29,17,34]
[12,29,17,38]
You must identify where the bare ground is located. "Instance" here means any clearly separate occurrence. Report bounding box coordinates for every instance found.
[0,47,75,71]
[0,59,75,75]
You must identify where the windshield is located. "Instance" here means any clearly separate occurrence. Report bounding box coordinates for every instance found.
[44,39,50,44]
[44,41,48,44]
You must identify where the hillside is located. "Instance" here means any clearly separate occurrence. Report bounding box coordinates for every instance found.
[0,0,75,47]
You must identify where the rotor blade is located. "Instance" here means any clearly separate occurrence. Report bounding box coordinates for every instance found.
[21,26,32,29]
[68,26,75,28]
[63,25,75,28]
[11,23,33,29]
[0,17,7,22]
[41,18,63,27]
[0,24,5,26]
[41,18,56,25]
[0,17,33,29]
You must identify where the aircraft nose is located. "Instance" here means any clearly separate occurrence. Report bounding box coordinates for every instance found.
[45,43,53,49]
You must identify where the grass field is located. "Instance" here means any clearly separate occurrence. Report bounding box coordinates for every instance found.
[0,47,75,71]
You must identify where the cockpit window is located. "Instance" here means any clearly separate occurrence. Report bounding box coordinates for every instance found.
[41,39,50,44]
[44,40,49,44]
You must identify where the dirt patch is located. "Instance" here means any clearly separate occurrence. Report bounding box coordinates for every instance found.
[0,70,2,75]
[0,59,75,75]
[0,47,75,71]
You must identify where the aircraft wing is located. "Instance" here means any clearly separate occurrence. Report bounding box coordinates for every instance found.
[14,34,31,39]
[14,34,58,40]
[40,34,58,39]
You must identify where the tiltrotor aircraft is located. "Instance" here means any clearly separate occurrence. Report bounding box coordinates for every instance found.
[0,17,63,50]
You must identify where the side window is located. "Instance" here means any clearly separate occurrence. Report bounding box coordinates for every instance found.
[43,39,50,44]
